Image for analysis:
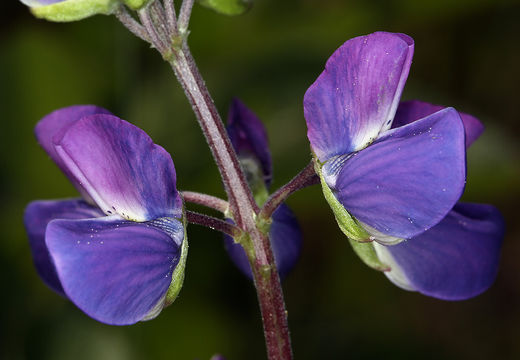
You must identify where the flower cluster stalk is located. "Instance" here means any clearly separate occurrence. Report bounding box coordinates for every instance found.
[182,191,230,214]
[259,161,319,221]
[185,210,240,237]
[125,2,294,359]
[170,44,293,360]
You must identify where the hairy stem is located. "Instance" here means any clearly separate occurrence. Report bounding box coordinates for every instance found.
[259,161,319,220]
[138,7,168,54]
[182,191,229,213]
[170,46,260,227]
[163,0,178,35]
[115,6,150,42]
[120,11,294,360]
[248,247,294,360]
[178,0,195,33]
[186,210,240,237]
[171,46,293,360]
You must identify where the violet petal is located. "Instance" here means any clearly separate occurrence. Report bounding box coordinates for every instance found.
[35,105,112,202]
[329,107,466,239]
[227,98,273,185]
[304,32,414,161]
[393,100,484,148]
[379,203,504,300]
[46,217,183,325]
[55,114,181,221]
[24,199,104,295]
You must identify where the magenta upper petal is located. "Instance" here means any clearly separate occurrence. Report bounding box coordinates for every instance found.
[24,199,104,295]
[46,217,182,325]
[304,32,414,161]
[54,114,181,222]
[385,203,504,300]
[226,98,272,185]
[327,107,466,239]
[35,105,112,202]
[393,100,484,148]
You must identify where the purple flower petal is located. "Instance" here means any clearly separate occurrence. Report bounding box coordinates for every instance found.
[393,100,484,148]
[24,199,104,295]
[377,203,504,300]
[226,98,272,185]
[304,32,414,161]
[55,114,181,222]
[224,204,302,280]
[327,107,466,239]
[46,217,183,325]
[35,105,112,202]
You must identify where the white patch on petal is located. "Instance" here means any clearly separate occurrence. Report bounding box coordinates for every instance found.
[373,242,415,292]
[56,145,148,222]
[322,153,352,189]
[20,0,43,5]
[360,221,405,245]
[352,131,379,152]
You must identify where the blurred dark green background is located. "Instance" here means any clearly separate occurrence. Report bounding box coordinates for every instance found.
[1,0,519,359]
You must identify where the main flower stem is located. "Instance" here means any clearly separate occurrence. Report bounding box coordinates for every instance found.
[129,3,293,358]
[170,45,292,359]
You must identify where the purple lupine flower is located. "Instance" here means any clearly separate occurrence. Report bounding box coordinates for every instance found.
[304,32,504,299]
[24,105,187,325]
[304,31,466,243]
[371,100,504,300]
[223,98,302,280]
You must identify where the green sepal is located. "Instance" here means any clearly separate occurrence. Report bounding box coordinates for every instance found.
[238,156,269,206]
[238,156,272,235]
[30,0,119,22]
[348,239,390,272]
[315,157,390,272]
[123,0,152,10]
[198,0,252,16]
[315,159,371,242]
[164,214,189,307]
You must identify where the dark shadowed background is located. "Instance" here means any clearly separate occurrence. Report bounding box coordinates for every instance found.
[1,0,519,359]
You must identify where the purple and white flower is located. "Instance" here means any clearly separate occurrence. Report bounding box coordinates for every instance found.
[24,105,187,325]
[305,32,466,243]
[304,32,504,299]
